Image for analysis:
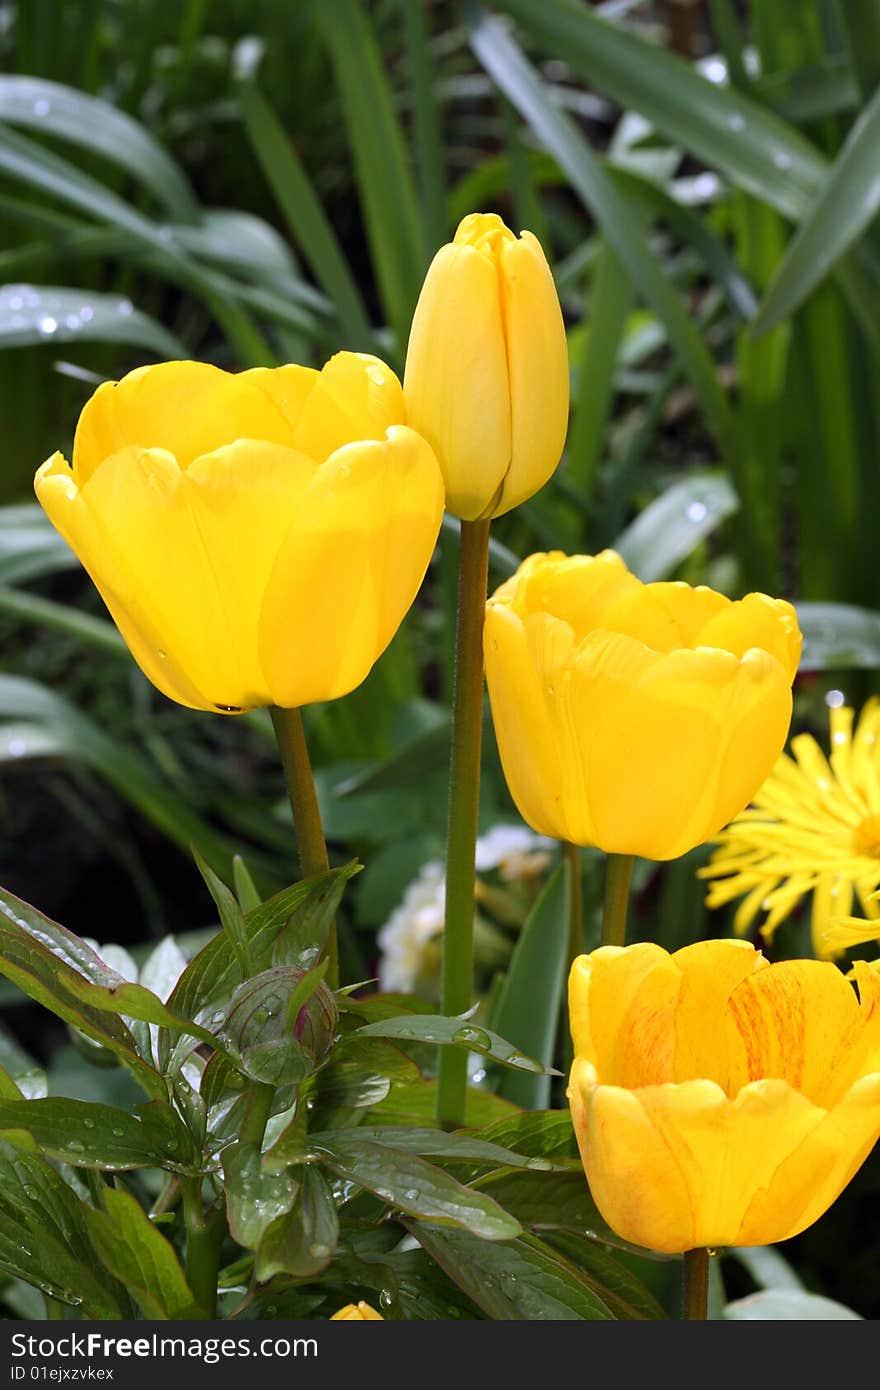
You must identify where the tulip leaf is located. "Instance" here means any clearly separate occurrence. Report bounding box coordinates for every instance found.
[409,1225,614,1319]
[353,1014,556,1075]
[313,1134,521,1240]
[0,75,197,219]
[488,863,570,1109]
[796,601,880,670]
[0,283,187,357]
[724,1290,862,1320]
[223,1141,299,1250]
[255,1164,339,1281]
[86,1188,197,1320]
[0,1098,200,1173]
[0,1140,126,1316]
[613,473,739,582]
[0,502,76,585]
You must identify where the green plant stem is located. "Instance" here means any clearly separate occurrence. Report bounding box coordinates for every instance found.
[602,853,634,947]
[270,706,336,988]
[564,841,583,966]
[682,1248,710,1320]
[240,1081,274,1148]
[437,518,491,1130]
[182,1179,224,1319]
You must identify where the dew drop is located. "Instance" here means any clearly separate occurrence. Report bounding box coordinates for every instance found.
[67,1140,85,1153]
[308,1242,330,1259]
[23,1187,39,1201]
[378,1289,394,1308]
[7,738,26,758]
[452,1025,491,1051]
[38,316,58,335]
[686,500,708,523]
[33,98,51,117]
[214,704,243,713]
[111,1128,124,1137]
[64,313,81,331]
[402,1188,419,1202]
[772,151,792,171]
[157,649,167,659]
[525,1157,553,1171]
[726,112,746,132]
[79,305,94,323]
[83,1118,95,1129]
[117,298,134,316]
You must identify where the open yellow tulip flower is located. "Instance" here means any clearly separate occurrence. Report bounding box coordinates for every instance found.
[35,354,444,714]
[483,550,801,860]
[568,940,880,1254]
[403,212,569,521]
[330,1301,383,1320]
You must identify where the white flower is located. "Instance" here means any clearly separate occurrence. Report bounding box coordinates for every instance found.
[377,860,446,995]
[474,824,554,881]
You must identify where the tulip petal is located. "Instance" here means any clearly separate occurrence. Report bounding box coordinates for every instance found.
[71,361,294,483]
[495,232,569,517]
[598,581,729,654]
[243,352,404,462]
[696,593,802,681]
[569,943,681,1086]
[671,938,768,1088]
[403,243,511,520]
[260,426,443,708]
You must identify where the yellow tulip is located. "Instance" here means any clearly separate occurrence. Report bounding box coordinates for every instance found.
[330,1301,383,1320]
[568,940,880,1254]
[35,354,443,714]
[483,549,801,860]
[403,212,569,521]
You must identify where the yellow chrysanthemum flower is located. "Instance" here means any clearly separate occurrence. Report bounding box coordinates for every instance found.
[701,699,880,959]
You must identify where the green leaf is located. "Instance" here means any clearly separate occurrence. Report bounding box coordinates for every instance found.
[731,1245,804,1292]
[0,1098,197,1173]
[0,886,165,1099]
[255,1164,339,1281]
[314,1134,521,1240]
[319,0,425,352]
[493,0,826,221]
[797,601,880,669]
[0,1141,124,1316]
[0,1027,45,1100]
[86,1188,197,1319]
[489,863,569,1109]
[219,970,315,1087]
[472,1168,605,1236]
[332,1126,570,1171]
[470,9,737,466]
[0,76,197,218]
[478,1109,579,1161]
[0,283,186,356]
[233,855,262,913]
[0,503,75,584]
[565,242,634,496]
[354,1014,555,1075]
[410,1225,614,1319]
[223,1142,299,1250]
[193,849,252,978]
[543,1231,667,1320]
[237,81,373,348]
[366,1079,518,1128]
[754,85,880,336]
[613,473,739,582]
[724,1290,861,1320]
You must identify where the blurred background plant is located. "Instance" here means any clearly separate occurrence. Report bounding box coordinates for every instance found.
[2,0,880,1318]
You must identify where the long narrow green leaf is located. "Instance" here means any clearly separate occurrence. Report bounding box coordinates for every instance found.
[469,10,737,466]
[320,0,425,353]
[489,864,569,1110]
[0,283,186,357]
[0,76,197,219]
[493,0,826,219]
[566,242,632,496]
[754,85,880,335]
[613,474,738,581]
[237,81,374,349]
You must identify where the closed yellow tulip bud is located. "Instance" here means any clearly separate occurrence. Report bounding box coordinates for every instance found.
[330,1301,383,1320]
[35,354,443,714]
[568,941,880,1254]
[483,550,801,860]
[403,212,569,521]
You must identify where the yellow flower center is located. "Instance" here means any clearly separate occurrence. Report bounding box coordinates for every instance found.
[853,814,880,858]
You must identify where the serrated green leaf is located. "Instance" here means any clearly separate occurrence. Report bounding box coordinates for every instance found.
[86,1188,196,1319]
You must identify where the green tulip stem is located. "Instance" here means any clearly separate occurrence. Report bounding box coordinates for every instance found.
[602,853,634,948]
[271,706,337,988]
[682,1248,710,1320]
[564,841,584,967]
[437,517,491,1131]
[182,1179,225,1319]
